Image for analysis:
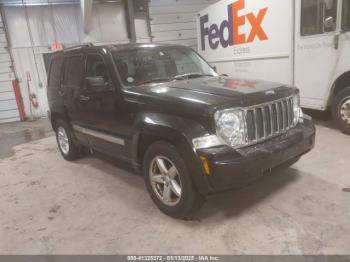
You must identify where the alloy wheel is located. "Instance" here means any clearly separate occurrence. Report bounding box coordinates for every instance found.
[57,126,70,155]
[149,156,182,206]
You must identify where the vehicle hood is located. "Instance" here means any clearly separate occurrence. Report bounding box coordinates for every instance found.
[124,76,297,116]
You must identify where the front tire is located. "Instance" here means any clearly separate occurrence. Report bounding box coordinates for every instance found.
[332,87,350,135]
[143,141,203,219]
[55,119,82,161]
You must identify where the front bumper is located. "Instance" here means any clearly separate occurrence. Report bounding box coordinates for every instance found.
[195,116,315,194]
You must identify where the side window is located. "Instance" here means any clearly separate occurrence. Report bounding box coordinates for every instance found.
[301,0,338,36]
[48,55,63,87]
[342,0,350,31]
[63,55,84,87]
[86,54,110,81]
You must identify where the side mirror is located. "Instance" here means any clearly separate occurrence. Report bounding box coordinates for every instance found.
[85,76,111,92]
[212,65,217,73]
[324,16,335,30]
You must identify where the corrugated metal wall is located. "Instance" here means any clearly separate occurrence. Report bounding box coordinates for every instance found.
[11,47,49,119]
[2,2,150,120]
[0,13,19,124]
[149,0,220,49]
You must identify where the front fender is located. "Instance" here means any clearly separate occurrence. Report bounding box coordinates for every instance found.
[131,113,213,194]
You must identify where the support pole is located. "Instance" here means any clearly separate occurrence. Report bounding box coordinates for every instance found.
[125,0,136,43]
[80,0,93,33]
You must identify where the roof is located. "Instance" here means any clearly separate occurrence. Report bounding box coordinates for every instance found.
[108,43,184,51]
[58,43,187,53]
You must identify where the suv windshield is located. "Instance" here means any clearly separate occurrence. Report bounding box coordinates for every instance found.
[112,46,217,87]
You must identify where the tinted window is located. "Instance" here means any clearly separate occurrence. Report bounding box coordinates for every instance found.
[342,0,350,31]
[301,0,338,36]
[86,54,110,81]
[48,55,63,87]
[63,55,84,86]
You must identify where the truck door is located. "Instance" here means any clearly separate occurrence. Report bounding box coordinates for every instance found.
[295,0,341,110]
[341,0,350,33]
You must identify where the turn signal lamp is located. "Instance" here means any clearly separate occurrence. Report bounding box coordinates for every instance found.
[200,156,211,176]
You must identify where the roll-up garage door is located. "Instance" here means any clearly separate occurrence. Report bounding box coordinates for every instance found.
[0,13,19,124]
[149,0,220,50]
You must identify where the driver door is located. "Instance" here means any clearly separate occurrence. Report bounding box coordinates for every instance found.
[77,53,127,156]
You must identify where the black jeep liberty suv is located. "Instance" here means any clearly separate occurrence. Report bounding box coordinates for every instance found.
[47,44,315,219]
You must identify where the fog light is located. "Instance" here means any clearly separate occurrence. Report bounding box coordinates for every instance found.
[200,156,211,176]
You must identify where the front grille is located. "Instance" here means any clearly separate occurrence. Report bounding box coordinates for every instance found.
[245,96,295,143]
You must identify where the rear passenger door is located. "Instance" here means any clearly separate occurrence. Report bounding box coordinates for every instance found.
[61,54,85,125]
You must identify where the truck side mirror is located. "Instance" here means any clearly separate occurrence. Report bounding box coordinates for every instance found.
[324,16,335,31]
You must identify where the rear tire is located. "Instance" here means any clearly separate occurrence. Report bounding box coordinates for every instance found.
[332,87,350,135]
[55,119,83,161]
[142,141,203,219]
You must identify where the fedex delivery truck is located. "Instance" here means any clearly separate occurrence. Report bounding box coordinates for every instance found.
[197,0,350,134]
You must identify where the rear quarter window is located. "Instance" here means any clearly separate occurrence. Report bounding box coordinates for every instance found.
[48,55,63,87]
[63,55,84,87]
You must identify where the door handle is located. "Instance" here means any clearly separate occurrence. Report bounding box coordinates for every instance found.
[79,95,91,101]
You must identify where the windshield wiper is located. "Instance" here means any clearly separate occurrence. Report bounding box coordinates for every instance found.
[174,73,214,80]
[136,77,174,86]
[135,73,214,86]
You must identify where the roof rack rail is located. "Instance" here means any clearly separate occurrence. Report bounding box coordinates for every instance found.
[63,43,94,51]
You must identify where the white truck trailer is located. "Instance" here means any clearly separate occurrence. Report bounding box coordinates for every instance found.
[197,0,350,134]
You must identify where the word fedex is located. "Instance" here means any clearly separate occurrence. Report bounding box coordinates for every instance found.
[200,0,268,50]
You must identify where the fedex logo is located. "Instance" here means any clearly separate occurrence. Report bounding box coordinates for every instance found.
[200,0,268,50]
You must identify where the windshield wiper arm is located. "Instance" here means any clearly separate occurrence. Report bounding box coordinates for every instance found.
[174,73,214,80]
[135,73,214,86]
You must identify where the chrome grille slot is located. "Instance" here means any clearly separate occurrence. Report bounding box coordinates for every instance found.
[245,96,296,145]
[271,104,278,133]
[256,108,264,139]
[263,106,271,136]
[277,102,283,131]
[288,97,294,126]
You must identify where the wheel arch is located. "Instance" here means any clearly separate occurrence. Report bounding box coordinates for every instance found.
[50,109,70,131]
[328,71,350,106]
[131,113,206,167]
[131,113,211,194]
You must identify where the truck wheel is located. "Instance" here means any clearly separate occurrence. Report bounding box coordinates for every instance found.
[142,141,203,219]
[55,119,82,161]
[332,87,350,135]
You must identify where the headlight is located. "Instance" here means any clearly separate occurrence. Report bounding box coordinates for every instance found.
[293,95,302,125]
[214,109,247,147]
